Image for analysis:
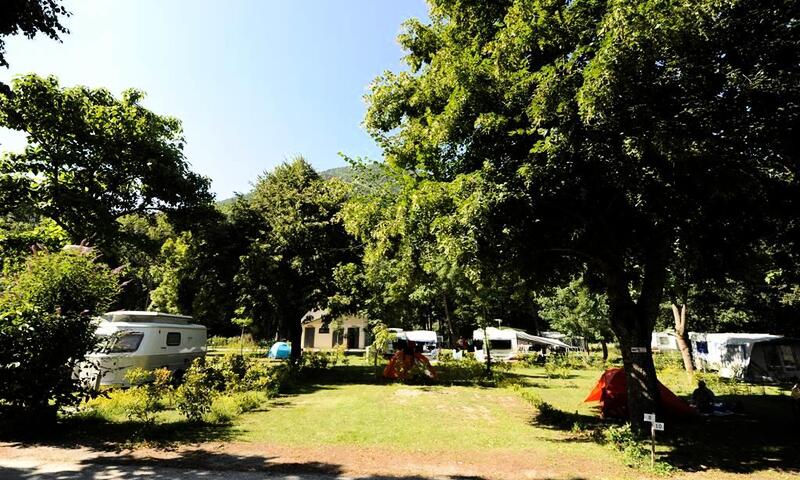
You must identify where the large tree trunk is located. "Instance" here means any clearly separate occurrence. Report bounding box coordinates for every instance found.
[671,303,695,375]
[605,249,666,434]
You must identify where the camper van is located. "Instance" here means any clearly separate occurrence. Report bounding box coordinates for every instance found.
[79,311,207,387]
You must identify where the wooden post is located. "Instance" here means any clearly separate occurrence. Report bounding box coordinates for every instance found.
[651,422,656,468]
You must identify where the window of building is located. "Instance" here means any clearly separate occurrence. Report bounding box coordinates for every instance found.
[304,327,316,348]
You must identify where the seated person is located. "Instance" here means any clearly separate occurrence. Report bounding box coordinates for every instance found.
[691,380,716,414]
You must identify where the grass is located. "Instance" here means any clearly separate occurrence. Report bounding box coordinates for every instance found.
[5,352,798,479]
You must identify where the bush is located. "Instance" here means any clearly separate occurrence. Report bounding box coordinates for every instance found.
[0,309,99,420]
[0,251,120,419]
[123,368,173,423]
[175,359,215,422]
[543,355,572,379]
[602,423,674,474]
[436,353,489,384]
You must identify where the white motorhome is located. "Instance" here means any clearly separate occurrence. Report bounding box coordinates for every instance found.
[473,327,571,362]
[80,310,207,387]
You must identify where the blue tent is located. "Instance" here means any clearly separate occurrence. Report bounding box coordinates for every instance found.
[268,341,291,359]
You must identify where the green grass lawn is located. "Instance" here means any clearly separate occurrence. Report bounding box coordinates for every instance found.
[11,355,797,479]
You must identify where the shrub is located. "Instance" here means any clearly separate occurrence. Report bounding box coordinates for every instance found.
[175,359,215,422]
[123,367,172,423]
[206,395,239,424]
[302,351,331,369]
[0,308,99,420]
[543,355,572,379]
[0,251,120,419]
[602,423,674,474]
[436,353,488,384]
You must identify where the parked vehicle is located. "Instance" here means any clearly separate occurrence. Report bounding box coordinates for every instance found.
[689,332,800,382]
[79,310,207,388]
[473,327,571,362]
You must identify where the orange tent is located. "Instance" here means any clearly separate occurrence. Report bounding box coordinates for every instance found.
[584,368,696,419]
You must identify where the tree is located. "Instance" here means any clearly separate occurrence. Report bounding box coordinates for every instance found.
[538,277,614,361]
[235,158,356,362]
[148,211,246,336]
[366,0,799,430]
[0,0,69,70]
[0,74,213,249]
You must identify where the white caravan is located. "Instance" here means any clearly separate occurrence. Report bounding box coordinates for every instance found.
[689,332,780,378]
[80,310,207,387]
[473,327,571,362]
[651,331,680,351]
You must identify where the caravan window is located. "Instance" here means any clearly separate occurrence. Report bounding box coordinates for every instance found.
[490,339,513,350]
[104,332,144,353]
[765,346,783,370]
[780,346,797,371]
[166,332,181,346]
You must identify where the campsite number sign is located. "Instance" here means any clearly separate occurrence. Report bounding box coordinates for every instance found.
[643,413,664,467]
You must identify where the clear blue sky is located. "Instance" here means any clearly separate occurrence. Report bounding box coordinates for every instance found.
[0,0,428,199]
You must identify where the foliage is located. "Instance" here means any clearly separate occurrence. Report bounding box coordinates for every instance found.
[368,321,395,365]
[148,210,250,336]
[0,0,69,68]
[234,158,357,359]
[0,308,97,418]
[0,251,119,418]
[365,0,800,428]
[175,359,215,422]
[602,423,674,474]
[123,367,173,424]
[537,278,612,344]
[0,74,213,249]
[0,250,120,315]
[0,216,68,276]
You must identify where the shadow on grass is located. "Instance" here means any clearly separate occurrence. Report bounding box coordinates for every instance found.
[0,415,237,452]
[0,447,591,479]
[526,389,800,475]
[660,393,800,474]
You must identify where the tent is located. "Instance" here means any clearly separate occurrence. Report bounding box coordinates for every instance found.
[268,341,291,359]
[584,368,696,419]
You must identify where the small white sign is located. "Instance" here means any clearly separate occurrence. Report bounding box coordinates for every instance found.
[631,347,648,353]
[643,413,655,422]
[653,422,665,431]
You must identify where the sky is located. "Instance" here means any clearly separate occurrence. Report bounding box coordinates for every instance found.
[0,0,429,199]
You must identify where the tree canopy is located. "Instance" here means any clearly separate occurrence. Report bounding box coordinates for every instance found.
[365,0,799,428]
[0,0,69,70]
[0,74,214,248]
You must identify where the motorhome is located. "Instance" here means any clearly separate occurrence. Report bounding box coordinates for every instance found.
[79,310,207,387]
[473,327,571,362]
